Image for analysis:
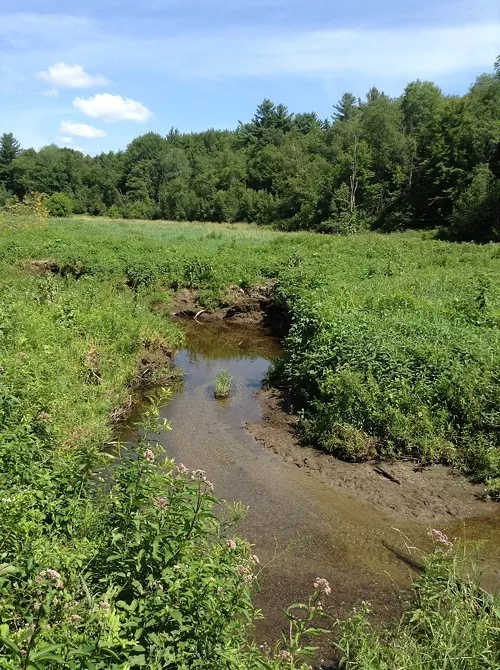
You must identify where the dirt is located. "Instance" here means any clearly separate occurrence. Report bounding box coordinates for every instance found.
[108,339,176,426]
[170,283,288,331]
[246,387,498,524]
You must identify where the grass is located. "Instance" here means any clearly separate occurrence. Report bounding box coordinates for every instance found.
[2,215,498,485]
[214,369,232,398]
[336,543,500,669]
[0,215,499,667]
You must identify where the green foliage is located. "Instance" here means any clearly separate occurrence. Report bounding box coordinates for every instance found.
[106,204,121,219]
[214,369,232,398]
[448,164,500,242]
[1,58,499,239]
[47,192,74,218]
[336,541,500,669]
[0,216,499,666]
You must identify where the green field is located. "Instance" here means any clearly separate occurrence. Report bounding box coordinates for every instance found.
[0,216,499,668]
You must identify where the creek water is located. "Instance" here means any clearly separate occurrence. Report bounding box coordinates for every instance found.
[151,321,418,640]
[134,319,499,647]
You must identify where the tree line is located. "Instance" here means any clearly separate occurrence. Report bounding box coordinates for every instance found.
[1,58,499,241]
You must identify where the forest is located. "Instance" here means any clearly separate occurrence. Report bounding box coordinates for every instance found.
[1,58,499,242]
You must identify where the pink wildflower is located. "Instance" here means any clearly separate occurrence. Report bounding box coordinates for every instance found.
[313,577,331,596]
[99,601,110,611]
[143,449,155,463]
[177,463,188,474]
[154,496,168,509]
[227,539,237,550]
[251,554,260,565]
[427,529,453,548]
[46,569,61,580]
[70,614,82,622]
[279,650,293,660]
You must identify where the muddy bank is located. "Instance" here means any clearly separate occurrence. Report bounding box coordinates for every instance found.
[127,319,499,665]
[170,283,288,331]
[247,387,498,524]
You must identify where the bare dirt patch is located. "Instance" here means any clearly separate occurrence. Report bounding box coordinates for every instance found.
[171,282,287,330]
[246,388,498,524]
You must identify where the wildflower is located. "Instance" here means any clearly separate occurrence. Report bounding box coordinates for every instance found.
[70,614,82,622]
[251,554,260,565]
[203,477,214,491]
[38,411,51,422]
[33,602,41,612]
[177,463,188,474]
[99,601,111,612]
[154,496,168,509]
[143,449,155,463]
[46,569,61,580]
[313,577,331,596]
[217,586,224,595]
[191,469,206,480]
[427,528,453,548]
[227,539,237,550]
[279,650,293,660]
[35,569,64,589]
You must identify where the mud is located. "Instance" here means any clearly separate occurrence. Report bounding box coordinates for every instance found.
[140,319,500,659]
[247,387,498,524]
[170,283,288,331]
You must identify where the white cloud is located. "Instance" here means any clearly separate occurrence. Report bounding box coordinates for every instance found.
[37,62,108,89]
[73,93,153,122]
[59,120,107,138]
[58,135,73,143]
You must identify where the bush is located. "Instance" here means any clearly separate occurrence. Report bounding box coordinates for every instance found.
[447,165,500,242]
[106,204,121,219]
[47,192,74,217]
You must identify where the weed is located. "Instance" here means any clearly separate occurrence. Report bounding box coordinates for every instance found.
[214,368,232,398]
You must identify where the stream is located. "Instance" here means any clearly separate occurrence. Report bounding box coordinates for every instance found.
[134,319,499,647]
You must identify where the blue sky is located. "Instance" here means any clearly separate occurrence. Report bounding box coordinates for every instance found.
[1,0,498,154]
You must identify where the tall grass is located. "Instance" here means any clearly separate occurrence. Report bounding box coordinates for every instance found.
[1,218,498,487]
[0,217,499,667]
[214,369,232,398]
[336,541,500,669]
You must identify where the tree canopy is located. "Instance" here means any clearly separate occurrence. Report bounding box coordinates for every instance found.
[2,59,499,241]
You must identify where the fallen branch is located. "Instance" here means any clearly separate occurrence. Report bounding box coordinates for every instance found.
[373,466,401,485]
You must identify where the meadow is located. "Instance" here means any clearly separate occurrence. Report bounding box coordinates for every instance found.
[0,215,499,668]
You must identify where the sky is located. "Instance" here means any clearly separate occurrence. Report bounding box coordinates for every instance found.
[0,0,499,154]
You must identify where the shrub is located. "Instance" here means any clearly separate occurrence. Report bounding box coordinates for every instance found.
[47,192,74,218]
[448,164,500,242]
[0,192,49,229]
[106,204,121,219]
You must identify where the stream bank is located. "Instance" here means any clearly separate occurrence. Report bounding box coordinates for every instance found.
[142,318,499,653]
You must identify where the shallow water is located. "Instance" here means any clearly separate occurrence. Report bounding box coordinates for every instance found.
[153,322,415,637]
[144,319,500,643]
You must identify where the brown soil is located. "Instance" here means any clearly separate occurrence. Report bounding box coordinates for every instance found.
[246,387,498,524]
[170,282,287,330]
[108,339,176,425]
[23,258,60,275]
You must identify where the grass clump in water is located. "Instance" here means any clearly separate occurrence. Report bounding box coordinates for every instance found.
[214,368,232,398]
